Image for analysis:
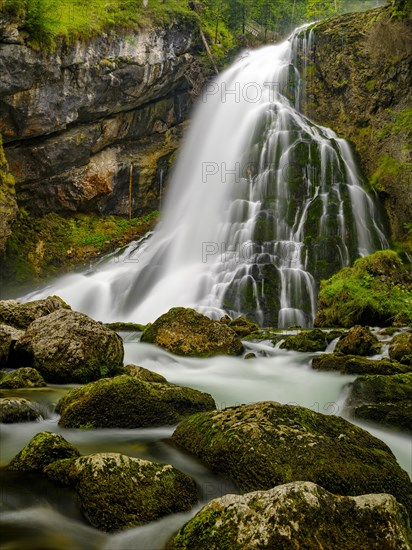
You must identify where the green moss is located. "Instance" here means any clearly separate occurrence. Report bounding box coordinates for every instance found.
[0,209,158,291]
[370,154,406,192]
[279,329,329,352]
[0,367,46,389]
[311,353,412,375]
[315,250,412,327]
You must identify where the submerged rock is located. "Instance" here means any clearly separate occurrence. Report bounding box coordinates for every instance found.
[0,397,41,424]
[389,332,412,366]
[0,324,24,367]
[311,353,411,375]
[57,374,215,429]
[0,367,46,389]
[7,432,80,472]
[172,402,412,516]
[141,307,244,357]
[0,297,70,329]
[346,373,412,432]
[279,329,329,352]
[13,309,124,383]
[168,481,412,549]
[335,325,381,356]
[44,452,198,532]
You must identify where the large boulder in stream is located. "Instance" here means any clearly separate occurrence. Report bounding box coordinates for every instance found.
[172,402,412,516]
[0,297,70,329]
[335,325,381,356]
[57,374,215,428]
[279,328,336,352]
[141,307,244,357]
[7,432,80,472]
[168,482,412,549]
[311,353,412,375]
[346,373,412,432]
[389,332,412,365]
[0,397,41,423]
[44,452,198,532]
[13,309,124,383]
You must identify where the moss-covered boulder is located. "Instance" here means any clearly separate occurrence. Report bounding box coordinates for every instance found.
[121,364,168,383]
[315,251,412,327]
[0,296,70,329]
[168,482,412,550]
[7,432,80,472]
[0,324,24,367]
[57,374,215,429]
[389,332,412,366]
[0,367,46,389]
[44,452,198,532]
[13,309,124,383]
[335,325,381,356]
[172,402,412,516]
[222,316,259,337]
[311,353,412,375]
[279,329,329,352]
[0,397,41,423]
[141,308,244,357]
[346,373,412,432]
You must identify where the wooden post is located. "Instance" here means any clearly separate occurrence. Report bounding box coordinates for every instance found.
[128,162,134,220]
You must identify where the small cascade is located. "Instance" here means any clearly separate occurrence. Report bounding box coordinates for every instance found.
[23,26,388,326]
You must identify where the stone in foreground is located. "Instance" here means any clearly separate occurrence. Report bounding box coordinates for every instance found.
[346,373,412,432]
[168,481,411,549]
[7,432,80,471]
[172,402,412,516]
[0,297,69,329]
[57,374,215,428]
[141,307,244,357]
[14,309,124,383]
[45,453,198,532]
[0,324,24,367]
[0,397,41,423]
[335,325,381,356]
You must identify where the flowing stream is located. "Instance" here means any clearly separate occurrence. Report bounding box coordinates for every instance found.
[1,25,408,550]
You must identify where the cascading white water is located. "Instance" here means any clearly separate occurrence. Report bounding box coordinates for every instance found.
[24,26,388,326]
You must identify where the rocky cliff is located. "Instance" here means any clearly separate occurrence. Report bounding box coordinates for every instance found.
[302,6,411,245]
[0,18,201,227]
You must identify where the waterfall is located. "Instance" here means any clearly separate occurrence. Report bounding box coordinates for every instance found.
[24,26,388,327]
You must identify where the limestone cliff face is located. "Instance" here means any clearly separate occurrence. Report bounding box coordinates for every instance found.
[302,7,411,243]
[0,19,200,218]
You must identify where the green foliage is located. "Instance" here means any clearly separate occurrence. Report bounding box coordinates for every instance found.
[369,154,405,192]
[315,250,412,327]
[0,209,158,290]
[306,0,342,20]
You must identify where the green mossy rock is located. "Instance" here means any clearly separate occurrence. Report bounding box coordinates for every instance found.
[141,308,244,357]
[279,329,329,352]
[0,324,24,367]
[315,251,412,328]
[0,297,70,329]
[13,309,124,384]
[44,452,198,532]
[168,482,412,550]
[121,364,168,383]
[0,367,46,389]
[389,332,412,366]
[335,326,381,356]
[7,432,80,471]
[224,317,259,337]
[0,397,41,424]
[104,322,146,332]
[346,373,412,432]
[172,402,412,516]
[311,354,412,375]
[57,374,215,429]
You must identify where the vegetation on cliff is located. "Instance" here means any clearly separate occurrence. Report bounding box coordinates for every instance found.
[0,133,17,253]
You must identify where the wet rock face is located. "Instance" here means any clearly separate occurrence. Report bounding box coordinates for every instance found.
[141,307,244,357]
[56,373,216,429]
[13,309,124,383]
[346,372,412,432]
[168,482,412,550]
[44,452,198,532]
[389,332,412,365]
[0,397,41,423]
[302,7,412,242]
[172,401,412,516]
[1,23,199,217]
